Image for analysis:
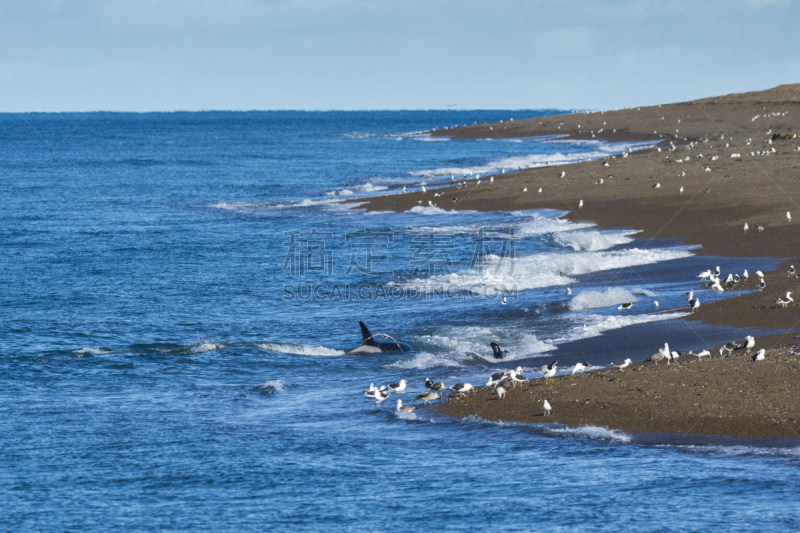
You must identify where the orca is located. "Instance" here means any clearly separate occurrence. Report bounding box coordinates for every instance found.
[345,321,413,355]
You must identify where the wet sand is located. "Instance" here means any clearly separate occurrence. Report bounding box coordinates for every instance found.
[351,84,800,437]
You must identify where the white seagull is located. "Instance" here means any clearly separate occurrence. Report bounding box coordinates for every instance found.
[752,349,766,361]
[571,362,589,375]
[776,292,794,308]
[388,379,408,393]
[542,400,552,416]
[559,171,566,178]
[743,223,749,233]
[690,298,700,312]
[501,296,508,305]
[396,399,416,412]
[611,358,632,372]
[578,199,584,209]
[745,336,756,353]
[449,383,473,395]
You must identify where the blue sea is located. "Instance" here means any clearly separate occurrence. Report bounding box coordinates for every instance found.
[1,110,798,532]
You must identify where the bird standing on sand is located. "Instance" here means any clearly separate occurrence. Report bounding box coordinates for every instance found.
[647,351,666,366]
[789,265,796,277]
[687,289,694,300]
[559,171,566,178]
[572,362,589,375]
[692,350,711,361]
[745,336,756,353]
[403,186,407,193]
[744,223,749,233]
[578,199,584,209]
[757,279,766,291]
[690,298,700,312]
[752,349,766,361]
[421,186,426,193]
[787,211,792,221]
[415,391,439,404]
[449,383,473,395]
[539,361,558,381]
[496,384,507,400]
[776,292,794,307]
[611,358,632,371]
[508,370,528,386]
[388,380,408,393]
[542,400,552,416]
[396,399,416,412]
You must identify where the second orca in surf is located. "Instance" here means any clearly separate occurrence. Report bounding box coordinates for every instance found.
[345,321,413,355]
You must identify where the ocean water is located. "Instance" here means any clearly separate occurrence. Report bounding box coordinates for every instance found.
[1,111,797,532]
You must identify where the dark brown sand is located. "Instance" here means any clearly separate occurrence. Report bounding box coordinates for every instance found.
[350,84,800,437]
[438,341,800,438]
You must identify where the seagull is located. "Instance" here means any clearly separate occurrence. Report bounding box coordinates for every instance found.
[756,270,765,278]
[789,265,796,277]
[522,187,527,192]
[415,391,439,404]
[776,291,794,307]
[542,400,552,416]
[567,287,573,295]
[538,361,558,381]
[686,289,694,300]
[452,197,457,203]
[745,336,756,353]
[508,370,528,385]
[403,186,407,193]
[713,266,721,277]
[757,225,765,232]
[363,383,376,396]
[690,298,700,312]
[578,199,584,209]
[653,183,661,188]
[618,303,634,310]
[669,350,682,364]
[679,186,684,194]
[654,301,659,308]
[647,351,666,366]
[449,383,473,395]
[757,279,766,291]
[388,379,408,393]
[697,270,713,280]
[396,399,416,412]
[374,389,390,403]
[691,350,711,361]
[719,342,740,356]
[559,171,566,178]
[611,358,632,372]
[421,186,426,193]
[490,342,508,360]
[486,371,507,387]
[495,383,507,400]
[787,211,792,221]
[752,349,766,361]
[572,362,589,375]
[743,270,749,280]
[501,296,507,305]
[744,223,749,233]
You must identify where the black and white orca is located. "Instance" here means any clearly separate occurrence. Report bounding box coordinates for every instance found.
[345,322,413,355]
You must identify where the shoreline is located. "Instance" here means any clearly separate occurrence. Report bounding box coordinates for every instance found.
[349,83,800,438]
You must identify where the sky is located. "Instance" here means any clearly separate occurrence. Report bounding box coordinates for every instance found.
[0,0,798,112]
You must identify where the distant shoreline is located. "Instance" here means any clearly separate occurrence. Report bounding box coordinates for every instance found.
[348,83,800,437]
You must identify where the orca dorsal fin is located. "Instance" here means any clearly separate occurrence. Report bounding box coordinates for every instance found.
[359,322,376,345]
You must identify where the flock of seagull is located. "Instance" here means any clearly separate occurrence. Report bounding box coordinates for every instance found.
[363,260,797,418]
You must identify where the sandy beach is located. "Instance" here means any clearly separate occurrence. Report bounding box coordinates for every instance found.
[351,84,800,438]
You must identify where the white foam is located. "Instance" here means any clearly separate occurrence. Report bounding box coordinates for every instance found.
[552,312,689,344]
[358,182,388,192]
[400,246,694,295]
[569,287,639,311]
[545,425,632,443]
[555,229,638,251]
[338,189,354,196]
[390,327,555,370]
[257,342,346,357]
[411,140,657,179]
[190,342,227,354]
[406,205,455,215]
[256,379,286,393]
[73,347,113,355]
[670,444,800,458]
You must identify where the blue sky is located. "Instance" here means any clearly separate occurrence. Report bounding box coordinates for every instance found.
[1,0,798,112]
